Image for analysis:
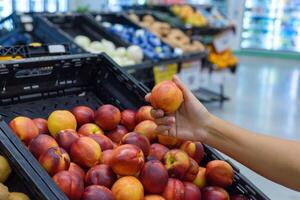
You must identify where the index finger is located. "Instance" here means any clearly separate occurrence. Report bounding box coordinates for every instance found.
[151,108,164,118]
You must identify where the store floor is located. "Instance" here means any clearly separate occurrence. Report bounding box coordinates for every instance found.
[205,55,300,200]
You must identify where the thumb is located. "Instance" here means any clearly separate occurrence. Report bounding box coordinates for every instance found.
[172,75,193,99]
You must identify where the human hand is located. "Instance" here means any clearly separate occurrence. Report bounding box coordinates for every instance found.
[145,75,211,142]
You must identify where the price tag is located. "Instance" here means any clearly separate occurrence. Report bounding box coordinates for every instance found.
[178,60,201,90]
[153,63,178,84]
[48,45,66,53]
[213,29,235,53]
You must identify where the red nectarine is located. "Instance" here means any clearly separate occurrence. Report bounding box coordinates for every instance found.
[107,125,128,143]
[39,147,70,176]
[164,149,190,179]
[110,144,144,176]
[120,109,136,131]
[206,160,234,188]
[148,143,169,161]
[9,116,39,145]
[81,185,115,200]
[70,137,102,168]
[78,123,104,136]
[134,120,158,142]
[55,129,79,153]
[95,104,121,130]
[33,118,49,134]
[85,164,117,188]
[202,186,229,200]
[52,170,84,200]
[121,132,150,156]
[29,134,58,159]
[72,106,95,126]
[162,178,184,200]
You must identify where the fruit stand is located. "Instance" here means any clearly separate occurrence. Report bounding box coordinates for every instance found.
[0,53,270,200]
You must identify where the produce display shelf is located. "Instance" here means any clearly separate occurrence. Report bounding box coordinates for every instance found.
[124,10,206,59]
[89,12,179,62]
[122,5,235,37]
[0,44,70,60]
[0,53,268,200]
[0,117,62,200]
[122,5,189,31]
[89,12,184,88]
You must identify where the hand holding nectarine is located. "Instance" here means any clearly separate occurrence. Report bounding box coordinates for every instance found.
[146,75,211,142]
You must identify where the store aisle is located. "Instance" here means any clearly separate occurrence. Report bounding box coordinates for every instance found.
[207,56,300,200]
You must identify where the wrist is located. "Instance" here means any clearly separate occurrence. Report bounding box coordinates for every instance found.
[200,113,222,146]
[193,112,215,144]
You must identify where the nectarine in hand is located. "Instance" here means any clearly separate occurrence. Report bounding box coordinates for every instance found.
[150,80,183,113]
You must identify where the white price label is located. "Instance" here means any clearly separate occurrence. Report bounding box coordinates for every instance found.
[48,45,66,53]
[213,29,235,53]
[178,60,202,91]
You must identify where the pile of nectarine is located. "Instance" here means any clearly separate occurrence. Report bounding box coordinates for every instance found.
[8,81,249,200]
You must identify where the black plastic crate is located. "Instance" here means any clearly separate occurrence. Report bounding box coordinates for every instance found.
[0,12,48,46]
[0,44,70,60]
[35,13,130,54]
[0,13,22,39]
[0,119,65,199]
[0,53,148,200]
[0,53,268,200]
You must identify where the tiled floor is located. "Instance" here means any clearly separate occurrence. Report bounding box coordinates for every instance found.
[205,56,300,200]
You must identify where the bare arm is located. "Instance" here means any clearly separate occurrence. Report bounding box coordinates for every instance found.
[148,75,300,191]
[205,114,300,191]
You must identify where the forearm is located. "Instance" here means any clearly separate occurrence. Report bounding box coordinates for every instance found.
[204,114,300,191]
